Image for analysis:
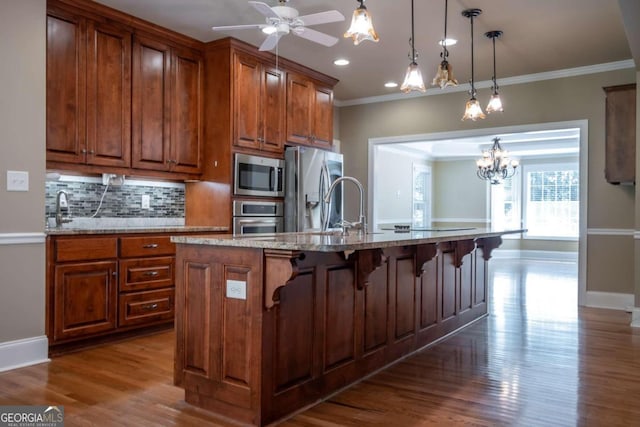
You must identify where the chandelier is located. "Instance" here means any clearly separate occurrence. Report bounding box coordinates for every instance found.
[476,137,518,184]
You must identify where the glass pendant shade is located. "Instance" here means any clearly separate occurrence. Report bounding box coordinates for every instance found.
[486,92,503,113]
[432,61,458,88]
[462,97,486,121]
[401,62,426,93]
[344,2,379,45]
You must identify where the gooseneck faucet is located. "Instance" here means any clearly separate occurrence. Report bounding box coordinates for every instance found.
[55,190,73,227]
[323,176,367,235]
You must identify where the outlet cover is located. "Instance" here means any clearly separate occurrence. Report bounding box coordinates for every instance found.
[7,171,29,191]
[141,194,150,209]
[226,280,247,300]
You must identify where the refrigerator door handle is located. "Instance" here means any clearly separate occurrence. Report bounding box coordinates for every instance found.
[320,161,331,230]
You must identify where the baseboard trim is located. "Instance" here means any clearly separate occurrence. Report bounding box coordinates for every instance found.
[0,335,49,372]
[0,232,46,245]
[492,249,578,262]
[585,291,634,311]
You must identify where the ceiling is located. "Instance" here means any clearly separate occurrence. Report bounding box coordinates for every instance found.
[94,0,632,101]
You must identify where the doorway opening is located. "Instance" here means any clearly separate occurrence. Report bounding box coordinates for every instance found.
[367,120,587,306]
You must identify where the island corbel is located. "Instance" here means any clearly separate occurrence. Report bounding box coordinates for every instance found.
[264,249,303,309]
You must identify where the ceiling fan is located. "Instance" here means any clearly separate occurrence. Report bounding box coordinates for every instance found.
[212,0,345,51]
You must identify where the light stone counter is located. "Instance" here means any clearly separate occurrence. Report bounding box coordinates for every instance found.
[171,227,523,252]
[45,218,228,235]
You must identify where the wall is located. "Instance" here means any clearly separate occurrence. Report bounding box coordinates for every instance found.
[432,159,487,223]
[373,147,430,227]
[338,68,636,295]
[0,0,47,366]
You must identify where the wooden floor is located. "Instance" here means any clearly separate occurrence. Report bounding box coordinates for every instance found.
[2,259,640,426]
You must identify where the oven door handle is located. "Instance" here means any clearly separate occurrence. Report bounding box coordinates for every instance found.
[236,219,279,224]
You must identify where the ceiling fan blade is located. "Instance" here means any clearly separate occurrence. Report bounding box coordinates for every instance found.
[293,27,338,47]
[259,32,283,51]
[298,10,345,26]
[248,1,280,19]
[212,24,263,31]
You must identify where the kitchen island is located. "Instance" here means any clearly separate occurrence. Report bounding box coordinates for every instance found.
[172,228,521,426]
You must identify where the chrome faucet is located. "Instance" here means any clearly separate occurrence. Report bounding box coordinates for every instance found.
[323,176,367,235]
[55,190,73,227]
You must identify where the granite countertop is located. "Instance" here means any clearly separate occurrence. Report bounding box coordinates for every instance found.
[171,228,524,252]
[46,225,229,235]
[44,217,228,235]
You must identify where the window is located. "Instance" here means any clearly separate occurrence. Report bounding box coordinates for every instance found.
[491,161,579,239]
[412,164,431,228]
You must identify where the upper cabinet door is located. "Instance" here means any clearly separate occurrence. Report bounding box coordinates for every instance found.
[234,52,262,150]
[85,20,132,168]
[132,35,172,171]
[260,64,285,153]
[286,73,313,146]
[311,85,333,148]
[170,46,203,174]
[46,11,86,164]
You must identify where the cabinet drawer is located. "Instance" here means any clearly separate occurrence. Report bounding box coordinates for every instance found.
[120,236,174,258]
[118,288,174,327]
[55,237,118,262]
[119,257,174,292]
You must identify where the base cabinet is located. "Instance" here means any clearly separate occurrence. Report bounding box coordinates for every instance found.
[174,237,500,426]
[47,233,179,354]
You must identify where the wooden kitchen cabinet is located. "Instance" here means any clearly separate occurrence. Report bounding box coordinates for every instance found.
[604,84,636,185]
[50,237,119,342]
[286,72,334,148]
[233,51,285,153]
[47,233,179,354]
[46,7,131,168]
[132,36,203,175]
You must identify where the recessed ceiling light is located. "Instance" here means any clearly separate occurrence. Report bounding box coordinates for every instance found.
[333,58,350,66]
[439,38,457,46]
[385,82,398,88]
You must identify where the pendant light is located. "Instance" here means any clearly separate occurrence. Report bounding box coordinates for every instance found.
[344,0,379,45]
[485,30,504,113]
[400,0,426,93]
[461,8,485,121]
[432,0,458,88]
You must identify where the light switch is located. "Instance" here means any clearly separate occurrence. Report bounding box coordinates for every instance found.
[141,194,150,209]
[7,170,29,191]
[226,279,247,300]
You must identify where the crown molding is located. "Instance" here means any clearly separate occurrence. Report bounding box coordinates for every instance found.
[335,59,635,107]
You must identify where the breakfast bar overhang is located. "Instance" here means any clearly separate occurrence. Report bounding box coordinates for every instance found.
[171,228,521,426]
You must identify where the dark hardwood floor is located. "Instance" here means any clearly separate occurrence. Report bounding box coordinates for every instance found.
[2,259,639,426]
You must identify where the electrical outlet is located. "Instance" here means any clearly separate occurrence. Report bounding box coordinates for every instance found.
[226,280,247,300]
[141,194,150,209]
[7,171,29,191]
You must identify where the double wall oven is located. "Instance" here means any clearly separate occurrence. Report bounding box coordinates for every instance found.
[233,153,285,235]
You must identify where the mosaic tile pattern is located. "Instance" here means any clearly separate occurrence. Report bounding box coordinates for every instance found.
[45,181,185,219]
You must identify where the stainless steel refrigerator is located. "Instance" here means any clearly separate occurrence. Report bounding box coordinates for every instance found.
[284,146,343,232]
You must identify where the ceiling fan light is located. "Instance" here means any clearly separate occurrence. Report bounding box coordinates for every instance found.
[432,61,458,88]
[462,97,486,121]
[486,93,504,113]
[262,25,277,34]
[344,3,379,45]
[400,62,426,93]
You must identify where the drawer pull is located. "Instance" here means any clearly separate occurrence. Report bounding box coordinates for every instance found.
[142,244,159,249]
[143,303,158,310]
[144,271,159,277]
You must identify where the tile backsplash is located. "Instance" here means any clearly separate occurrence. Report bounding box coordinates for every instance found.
[45,178,185,219]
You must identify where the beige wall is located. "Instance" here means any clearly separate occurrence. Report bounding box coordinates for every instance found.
[432,160,487,222]
[0,1,46,342]
[338,68,636,294]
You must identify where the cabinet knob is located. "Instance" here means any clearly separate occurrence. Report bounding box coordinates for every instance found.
[81,148,87,154]
[144,271,159,277]
[112,271,117,277]
[143,243,159,249]
[143,303,159,310]
[89,150,95,155]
